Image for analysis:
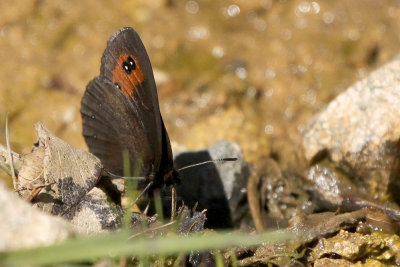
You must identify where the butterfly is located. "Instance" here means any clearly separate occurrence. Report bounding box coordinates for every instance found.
[80,27,178,192]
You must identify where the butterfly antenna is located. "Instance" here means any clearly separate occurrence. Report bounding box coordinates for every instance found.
[177,157,237,172]
[103,170,146,180]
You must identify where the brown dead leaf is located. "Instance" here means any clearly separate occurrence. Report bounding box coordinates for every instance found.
[16,122,122,233]
[17,146,45,201]
[29,122,103,216]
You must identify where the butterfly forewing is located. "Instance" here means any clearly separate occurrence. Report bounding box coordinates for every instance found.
[81,27,173,184]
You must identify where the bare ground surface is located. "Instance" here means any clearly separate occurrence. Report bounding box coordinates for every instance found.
[1,0,400,172]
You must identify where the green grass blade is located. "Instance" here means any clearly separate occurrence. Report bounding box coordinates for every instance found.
[0,230,294,266]
[215,252,224,267]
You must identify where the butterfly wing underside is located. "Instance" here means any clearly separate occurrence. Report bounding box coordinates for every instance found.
[81,27,173,182]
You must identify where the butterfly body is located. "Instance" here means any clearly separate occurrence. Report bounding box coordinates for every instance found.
[81,27,177,189]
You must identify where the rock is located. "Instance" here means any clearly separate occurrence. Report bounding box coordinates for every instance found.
[313,258,357,267]
[238,209,398,266]
[302,55,400,201]
[171,141,249,228]
[0,180,75,251]
[305,165,400,223]
[310,230,400,265]
[66,188,122,235]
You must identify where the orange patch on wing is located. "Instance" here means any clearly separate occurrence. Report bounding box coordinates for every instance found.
[112,53,145,98]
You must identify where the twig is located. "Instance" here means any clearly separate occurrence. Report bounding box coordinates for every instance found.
[132,181,153,206]
[171,187,176,222]
[143,201,150,216]
[173,253,185,267]
[5,115,17,189]
[0,144,21,176]
[128,220,176,239]
[247,173,264,232]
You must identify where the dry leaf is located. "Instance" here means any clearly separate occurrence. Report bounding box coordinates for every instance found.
[17,122,122,233]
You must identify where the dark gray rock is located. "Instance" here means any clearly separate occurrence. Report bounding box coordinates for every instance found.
[171,141,249,229]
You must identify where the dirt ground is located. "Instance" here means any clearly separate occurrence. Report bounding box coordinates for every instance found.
[1,0,400,183]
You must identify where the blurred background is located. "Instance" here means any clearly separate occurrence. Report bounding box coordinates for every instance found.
[1,0,400,183]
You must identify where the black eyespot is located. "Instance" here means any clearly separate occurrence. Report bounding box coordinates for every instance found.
[127,57,136,70]
[114,82,121,90]
[122,57,136,74]
[122,61,132,74]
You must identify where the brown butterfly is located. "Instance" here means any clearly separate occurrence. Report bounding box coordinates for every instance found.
[80,27,178,191]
